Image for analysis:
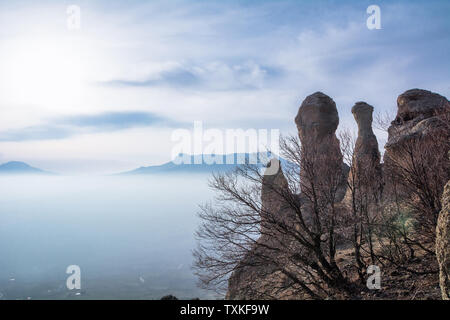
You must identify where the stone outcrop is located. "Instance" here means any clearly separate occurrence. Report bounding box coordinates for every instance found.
[227,160,296,299]
[436,152,450,300]
[225,89,450,300]
[260,159,294,235]
[394,89,447,125]
[295,92,348,201]
[295,92,340,155]
[228,93,351,299]
[383,89,449,201]
[384,89,449,299]
[351,102,381,171]
[346,102,382,199]
[385,89,449,158]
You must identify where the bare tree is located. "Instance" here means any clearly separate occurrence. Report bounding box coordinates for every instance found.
[375,108,450,271]
[383,135,449,251]
[193,136,361,299]
[193,108,449,298]
[338,129,381,282]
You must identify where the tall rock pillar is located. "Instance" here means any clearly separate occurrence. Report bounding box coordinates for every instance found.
[349,102,382,198]
[295,92,348,201]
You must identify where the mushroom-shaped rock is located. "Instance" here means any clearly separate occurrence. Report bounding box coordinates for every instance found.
[295,92,339,147]
[295,92,348,201]
[342,102,383,204]
[351,102,382,193]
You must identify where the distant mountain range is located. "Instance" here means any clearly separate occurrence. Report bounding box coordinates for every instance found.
[0,155,295,176]
[120,153,295,175]
[0,161,54,175]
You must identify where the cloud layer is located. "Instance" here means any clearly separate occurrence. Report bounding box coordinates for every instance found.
[0,111,181,141]
[0,0,448,173]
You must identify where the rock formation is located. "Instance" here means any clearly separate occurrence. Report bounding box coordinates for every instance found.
[228,93,350,299]
[225,89,449,300]
[346,102,382,200]
[385,89,449,160]
[260,159,294,236]
[383,89,449,207]
[295,92,340,152]
[351,102,381,172]
[226,160,295,299]
[383,89,449,299]
[295,92,349,201]
[436,152,450,300]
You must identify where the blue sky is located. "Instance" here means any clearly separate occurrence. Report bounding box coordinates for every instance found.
[0,0,449,174]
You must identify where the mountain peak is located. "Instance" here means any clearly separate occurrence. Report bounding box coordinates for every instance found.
[0,161,53,175]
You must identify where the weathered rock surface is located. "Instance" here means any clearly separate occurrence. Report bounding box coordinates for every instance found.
[227,160,296,299]
[347,102,382,198]
[383,89,449,200]
[260,159,295,235]
[385,89,449,155]
[295,92,340,154]
[352,102,381,168]
[226,89,449,300]
[295,92,348,201]
[436,153,450,300]
[384,89,449,300]
[395,89,448,123]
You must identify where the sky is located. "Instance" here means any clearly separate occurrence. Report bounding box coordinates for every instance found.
[0,0,449,174]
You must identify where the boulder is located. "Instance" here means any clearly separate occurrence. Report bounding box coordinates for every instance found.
[383,89,449,199]
[385,89,449,154]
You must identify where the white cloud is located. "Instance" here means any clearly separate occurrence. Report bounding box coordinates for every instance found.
[0,0,448,173]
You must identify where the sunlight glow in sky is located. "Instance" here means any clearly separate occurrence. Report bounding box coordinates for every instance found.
[0,0,449,174]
